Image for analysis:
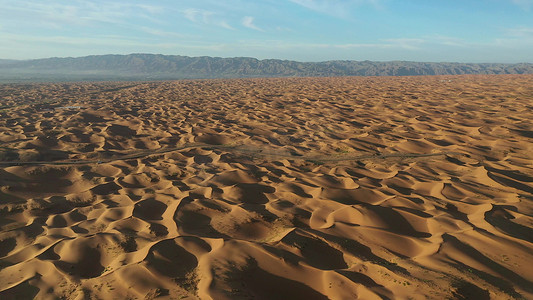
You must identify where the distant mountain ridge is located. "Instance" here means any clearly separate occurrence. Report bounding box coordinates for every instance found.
[1,53,532,82]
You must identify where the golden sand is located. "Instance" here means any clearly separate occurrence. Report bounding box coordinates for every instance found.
[0,75,532,299]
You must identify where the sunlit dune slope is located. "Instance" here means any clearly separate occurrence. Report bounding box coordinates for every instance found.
[0,75,532,299]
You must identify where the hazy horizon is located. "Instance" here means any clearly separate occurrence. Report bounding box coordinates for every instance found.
[2,53,533,65]
[1,1,532,63]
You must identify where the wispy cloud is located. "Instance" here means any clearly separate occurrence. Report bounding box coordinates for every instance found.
[227,39,426,51]
[0,31,225,53]
[511,0,533,10]
[381,35,473,49]
[0,32,144,47]
[242,16,264,31]
[493,26,533,48]
[289,0,381,17]
[0,1,163,26]
[183,8,212,23]
[182,8,233,29]
[219,21,234,30]
[425,35,468,47]
[506,26,533,37]
[138,27,186,38]
[381,38,425,50]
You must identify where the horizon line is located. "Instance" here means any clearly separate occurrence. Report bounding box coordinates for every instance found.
[1,53,532,65]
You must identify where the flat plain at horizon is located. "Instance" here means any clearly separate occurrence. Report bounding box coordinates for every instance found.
[0,74,532,299]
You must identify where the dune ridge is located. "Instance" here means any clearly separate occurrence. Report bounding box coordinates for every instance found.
[0,74,532,299]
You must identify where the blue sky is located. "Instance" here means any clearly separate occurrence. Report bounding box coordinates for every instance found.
[0,0,532,62]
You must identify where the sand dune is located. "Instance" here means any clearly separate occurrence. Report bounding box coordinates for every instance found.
[0,75,532,299]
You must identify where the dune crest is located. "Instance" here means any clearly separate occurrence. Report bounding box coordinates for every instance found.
[1,75,532,299]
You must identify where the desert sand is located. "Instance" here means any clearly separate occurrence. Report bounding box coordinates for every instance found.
[0,74,532,299]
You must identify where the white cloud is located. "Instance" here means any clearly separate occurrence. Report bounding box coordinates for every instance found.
[219,21,234,30]
[0,1,163,27]
[506,26,533,37]
[183,8,212,23]
[428,36,467,47]
[289,0,381,17]
[0,32,143,47]
[223,39,424,51]
[380,38,425,50]
[138,27,186,38]
[511,0,533,10]
[382,36,470,49]
[492,26,533,49]
[136,4,165,15]
[242,16,264,31]
[182,8,234,29]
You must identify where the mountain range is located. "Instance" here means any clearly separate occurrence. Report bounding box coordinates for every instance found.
[1,53,532,82]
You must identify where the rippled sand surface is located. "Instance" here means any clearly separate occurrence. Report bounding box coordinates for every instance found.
[0,75,532,299]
